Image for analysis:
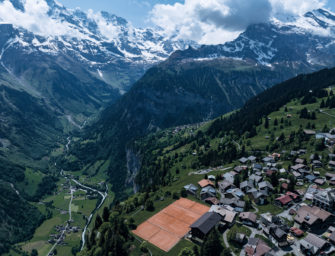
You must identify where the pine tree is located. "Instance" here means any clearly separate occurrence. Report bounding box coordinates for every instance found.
[102,207,110,222]
[94,214,103,230]
[201,228,223,256]
[264,117,269,129]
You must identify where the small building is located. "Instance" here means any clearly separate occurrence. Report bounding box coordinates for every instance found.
[329,161,335,170]
[205,197,220,205]
[258,181,274,194]
[190,212,221,239]
[300,233,328,256]
[248,156,257,163]
[245,238,272,256]
[249,174,263,184]
[239,212,258,227]
[200,186,216,200]
[290,227,304,237]
[239,157,249,164]
[208,175,216,181]
[218,180,235,193]
[184,184,198,196]
[275,195,293,208]
[269,225,288,247]
[209,205,236,227]
[240,180,254,193]
[198,179,214,188]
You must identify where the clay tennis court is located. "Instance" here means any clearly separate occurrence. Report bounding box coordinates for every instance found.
[133,198,209,252]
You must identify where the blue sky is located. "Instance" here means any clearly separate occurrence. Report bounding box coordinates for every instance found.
[58,0,335,28]
[58,0,182,27]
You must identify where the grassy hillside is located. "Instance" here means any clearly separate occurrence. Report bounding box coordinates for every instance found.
[63,58,294,196]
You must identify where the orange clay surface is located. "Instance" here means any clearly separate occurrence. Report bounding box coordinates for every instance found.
[133,198,209,252]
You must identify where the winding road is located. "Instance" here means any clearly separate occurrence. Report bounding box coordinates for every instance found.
[46,134,108,255]
[71,179,108,251]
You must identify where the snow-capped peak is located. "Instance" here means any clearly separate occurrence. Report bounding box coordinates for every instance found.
[0,0,196,64]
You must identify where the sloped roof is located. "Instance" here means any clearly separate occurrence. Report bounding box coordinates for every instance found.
[240,212,257,223]
[198,179,214,188]
[304,233,327,249]
[276,195,293,205]
[190,212,221,235]
[184,184,198,191]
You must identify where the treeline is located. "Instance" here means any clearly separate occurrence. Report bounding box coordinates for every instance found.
[207,68,335,138]
[0,180,44,254]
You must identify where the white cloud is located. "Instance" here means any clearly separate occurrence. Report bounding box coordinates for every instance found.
[270,0,327,16]
[0,0,76,37]
[150,0,328,44]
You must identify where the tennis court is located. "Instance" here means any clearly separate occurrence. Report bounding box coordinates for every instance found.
[133,198,209,252]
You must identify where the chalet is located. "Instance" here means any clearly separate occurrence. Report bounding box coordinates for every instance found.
[184,184,198,196]
[198,179,214,188]
[249,174,263,184]
[240,180,255,193]
[234,166,243,173]
[291,164,306,172]
[239,212,258,227]
[314,178,325,186]
[258,181,274,194]
[325,172,335,180]
[295,158,305,165]
[286,191,301,202]
[200,186,216,200]
[248,190,267,205]
[300,233,328,256]
[239,157,249,164]
[205,197,220,205]
[190,212,221,239]
[329,161,335,170]
[269,225,288,247]
[305,174,316,183]
[312,160,323,168]
[245,238,272,256]
[208,175,216,181]
[294,205,333,231]
[220,198,245,211]
[218,180,235,193]
[222,172,236,184]
[260,212,281,227]
[263,156,275,163]
[275,195,293,208]
[252,163,262,171]
[209,205,236,227]
[248,156,257,162]
[224,188,245,199]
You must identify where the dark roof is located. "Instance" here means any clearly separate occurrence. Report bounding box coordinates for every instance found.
[190,212,221,235]
[274,228,287,239]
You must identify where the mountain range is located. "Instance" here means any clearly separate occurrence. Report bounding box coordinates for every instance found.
[66,8,335,194]
[3,1,335,253]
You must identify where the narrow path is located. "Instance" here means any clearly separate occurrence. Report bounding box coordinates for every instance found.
[223,230,236,256]
[233,140,241,150]
[46,184,74,256]
[320,109,335,118]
